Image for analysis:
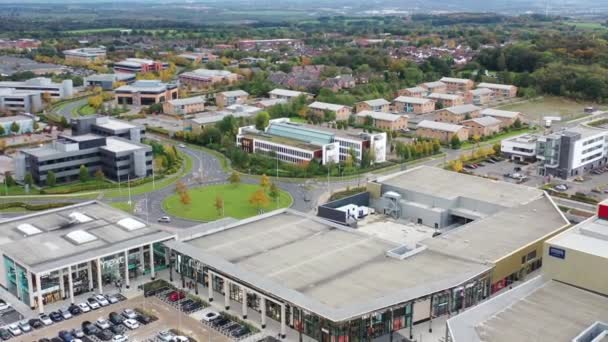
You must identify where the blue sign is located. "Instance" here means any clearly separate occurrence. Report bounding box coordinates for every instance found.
[549,247,566,259]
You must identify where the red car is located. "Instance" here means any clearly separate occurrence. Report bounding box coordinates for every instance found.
[167,291,185,302]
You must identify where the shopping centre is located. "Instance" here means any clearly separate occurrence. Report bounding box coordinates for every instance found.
[0,201,175,313]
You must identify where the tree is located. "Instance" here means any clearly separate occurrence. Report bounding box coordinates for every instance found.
[0,125,5,136]
[450,135,461,149]
[228,171,240,186]
[249,188,270,212]
[24,172,33,186]
[60,116,69,128]
[493,142,501,154]
[79,165,89,182]
[10,121,19,134]
[214,194,224,216]
[88,95,103,109]
[46,171,56,187]
[41,92,52,104]
[449,160,464,172]
[94,169,104,182]
[179,191,192,205]
[268,182,280,206]
[175,180,187,195]
[260,174,271,189]
[254,111,270,131]
[4,173,14,187]
[512,118,522,129]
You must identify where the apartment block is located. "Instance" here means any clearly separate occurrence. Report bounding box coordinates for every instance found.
[114,80,178,106]
[425,93,464,108]
[392,96,435,114]
[462,116,501,137]
[477,82,518,98]
[416,120,469,143]
[113,58,168,74]
[466,88,493,105]
[355,99,390,113]
[356,111,408,131]
[308,101,352,121]
[436,104,481,124]
[420,81,447,94]
[439,77,475,93]
[0,78,73,100]
[480,108,522,128]
[0,88,42,113]
[163,96,206,116]
[63,47,106,64]
[215,90,249,108]
[398,86,426,98]
[178,69,239,89]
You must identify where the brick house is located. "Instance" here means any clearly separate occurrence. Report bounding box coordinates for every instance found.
[216,90,249,108]
[398,86,426,98]
[308,101,353,121]
[425,93,465,108]
[416,120,469,143]
[356,111,408,131]
[392,96,435,114]
[477,83,518,98]
[421,81,447,94]
[436,104,481,124]
[465,88,493,105]
[462,116,502,137]
[480,108,522,128]
[439,77,475,93]
[355,99,390,113]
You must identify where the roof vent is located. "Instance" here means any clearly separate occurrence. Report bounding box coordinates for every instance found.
[117,217,146,231]
[69,212,93,223]
[572,321,608,342]
[386,244,427,260]
[65,230,97,245]
[17,223,42,236]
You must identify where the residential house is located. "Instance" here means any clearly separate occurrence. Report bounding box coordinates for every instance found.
[355,99,390,113]
[256,98,288,109]
[477,82,518,98]
[356,111,408,131]
[480,108,522,128]
[398,86,426,98]
[416,120,469,143]
[321,75,356,92]
[420,81,447,94]
[436,104,481,124]
[392,96,435,114]
[308,102,352,121]
[425,93,464,108]
[216,90,249,108]
[439,77,475,93]
[268,89,311,101]
[462,116,502,137]
[163,96,205,116]
[465,88,493,105]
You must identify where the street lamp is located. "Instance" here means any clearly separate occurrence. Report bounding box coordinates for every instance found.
[169,253,175,282]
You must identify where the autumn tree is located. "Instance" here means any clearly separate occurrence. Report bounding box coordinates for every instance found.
[214,195,224,217]
[449,160,464,172]
[260,174,270,189]
[249,188,270,212]
[88,95,103,109]
[94,169,104,182]
[10,121,20,134]
[229,171,240,186]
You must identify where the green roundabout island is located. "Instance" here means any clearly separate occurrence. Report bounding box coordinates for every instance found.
[162,183,292,222]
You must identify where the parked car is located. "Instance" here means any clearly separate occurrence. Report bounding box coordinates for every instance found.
[69,304,82,316]
[109,312,124,325]
[157,330,175,342]
[231,327,250,338]
[201,310,220,322]
[211,317,230,327]
[123,318,139,330]
[0,300,11,311]
[173,337,189,342]
[122,309,137,319]
[39,313,53,326]
[96,329,113,341]
[86,297,100,310]
[112,335,128,342]
[78,302,92,313]
[82,321,100,336]
[135,314,152,325]
[179,144,186,148]
[554,184,568,192]
[18,320,31,333]
[158,216,171,223]
[109,324,125,335]
[0,328,11,340]
[94,295,110,306]
[7,324,21,336]
[96,318,111,330]
[71,329,85,338]
[49,311,64,322]
[59,308,72,320]
[58,330,74,342]
[144,285,169,297]
[167,290,185,302]
[105,294,119,304]
[29,318,44,329]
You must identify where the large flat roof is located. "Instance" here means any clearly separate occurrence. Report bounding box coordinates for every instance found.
[0,201,174,273]
[165,210,489,321]
[448,277,608,342]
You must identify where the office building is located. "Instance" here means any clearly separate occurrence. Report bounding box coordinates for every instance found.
[113,58,168,74]
[178,69,239,89]
[0,78,73,100]
[63,47,106,64]
[71,115,144,142]
[0,201,174,312]
[84,73,136,90]
[115,80,178,106]
[216,90,249,108]
[0,88,42,113]
[501,134,539,162]
[163,96,206,116]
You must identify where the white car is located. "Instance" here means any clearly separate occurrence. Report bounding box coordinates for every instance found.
[173,336,189,342]
[18,320,31,332]
[39,314,53,326]
[95,294,110,306]
[7,324,21,336]
[113,335,128,342]
[122,308,137,319]
[78,302,91,313]
[96,318,111,330]
[157,216,171,223]
[0,300,11,311]
[179,144,186,148]
[157,330,175,342]
[87,297,100,309]
[201,310,220,322]
[60,308,72,319]
[123,318,140,330]
[105,294,119,304]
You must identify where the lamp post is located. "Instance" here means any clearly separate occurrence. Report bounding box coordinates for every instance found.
[169,253,175,282]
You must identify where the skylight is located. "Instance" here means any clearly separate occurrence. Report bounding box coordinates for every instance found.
[17,223,42,236]
[69,212,93,223]
[65,230,97,245]
[117,217,146,231]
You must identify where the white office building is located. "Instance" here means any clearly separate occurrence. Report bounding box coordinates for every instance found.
[0,78,73,99]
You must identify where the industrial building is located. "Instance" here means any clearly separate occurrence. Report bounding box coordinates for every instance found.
[446,201,608,342]
[0,77,73,100]
[0,201,174,313]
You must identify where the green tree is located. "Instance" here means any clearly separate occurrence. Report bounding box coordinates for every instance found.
[46,171,56,187]
[493,142,501,154]
[269,182,280,206]
[24,172,33,186]
[4,173,14,187]
[60,116,69,128]
[94,169,104,182]
[79,165,89,183]
[229,171,240,186]
[450,135,462,149]
[254,111,270,131]
[10,121,19,134]
[512,118,522,129]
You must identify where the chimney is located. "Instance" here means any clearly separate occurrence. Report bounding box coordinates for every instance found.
[597,200,608,220]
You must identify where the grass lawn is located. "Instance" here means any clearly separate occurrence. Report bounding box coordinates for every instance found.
[162,183,292,222]
[498,96,606,122]
[76,104,98,116]
[110,201,134,213]
[461,127,536,150]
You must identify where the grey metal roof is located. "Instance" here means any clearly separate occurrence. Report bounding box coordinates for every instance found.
[445,104,481,115]
[462,116,502,127]
[219,90,249,97]
[417,120,465,132]
[393,96,432,105]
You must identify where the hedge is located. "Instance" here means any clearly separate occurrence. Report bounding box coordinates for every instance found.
[0,202,73,211]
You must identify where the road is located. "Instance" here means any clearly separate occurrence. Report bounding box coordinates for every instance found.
[55,98,88,119]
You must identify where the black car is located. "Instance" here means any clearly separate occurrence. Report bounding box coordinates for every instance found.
[49,311,64,322]
[212,317,230,327]
[135,314,152,325]
[144,286,170,297]
[29,318,44,329]
[82,321,100,336]
[183,302,202,312]
[58,330,74,342]
[0,329,11,340]
[51,338,63,342]
[68,304,82,316]
[231,327,250,338]
[38,339,51,342]
[95,329,113,341]
[109,324,125,335]
[224,323,242,332]
[109,312,124,325]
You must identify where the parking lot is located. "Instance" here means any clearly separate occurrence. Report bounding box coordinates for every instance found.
[465,157,545,187]
[8,295,230,342]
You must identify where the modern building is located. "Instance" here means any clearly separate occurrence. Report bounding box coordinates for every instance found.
[114,80,178,106]
[237,118,386,165]
[178,69,239,89]
[71,115,144,142]
[416,120,469,143]
[163,96,206,116]
[238,38,303,51]
[63,47,106,64]
[0,115,35,134]
[462,116,501,137]
[392,96,435,114]
[537,125,608,179]
[477,82,518,98]
[436,104,481,124]
[480,108,522,128]
[355,99,390,113]
[439,77,475,93]
[0,201,174,312]
[186,108,256,134]
[178,52,217,64]
[0,88,42,113]
[268,89,311,101]
[216,90,249,108]
[0,78,73,100]
[447,201,608,342]
[420,81,447,94]
[465,88,493,105]
[425,93,464,108]
[308,101,352,121]
[84,73,136,90]
[398,86,426,98]
[113,58,168,74]
[356,111,408,131]
[501,134,539,162]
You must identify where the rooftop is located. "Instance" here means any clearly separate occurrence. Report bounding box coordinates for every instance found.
[0,201,174,273]
[477,82,515,90]
[481,108,521,119]
[403,86,426,93]
[422,81,446,88]
[426,93,462,100]
[308,101,348,111]
[267,121,334,146]
[63,47,106,56]
[360,98,390,107]
[440,77,472,84]
[94,116,138,131]
[101,137,149,153]
[504,133,540,144]
[164,209,489,321]
[462,116,502,127]
[357,111,406,122]
[469,88,493,95]
[181,69,234,78]
[168,96,205,106]
[564,125,607,139]
[393,96,432,105]
[85,73,135,82]
[242,130,321,151]
[269,88,308,98]
[220,90,249,97]
[548,208,608,260]
[115,80,172,93]
[0,115,33,123]
[417,120,465,132]
[444,104,481,115]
